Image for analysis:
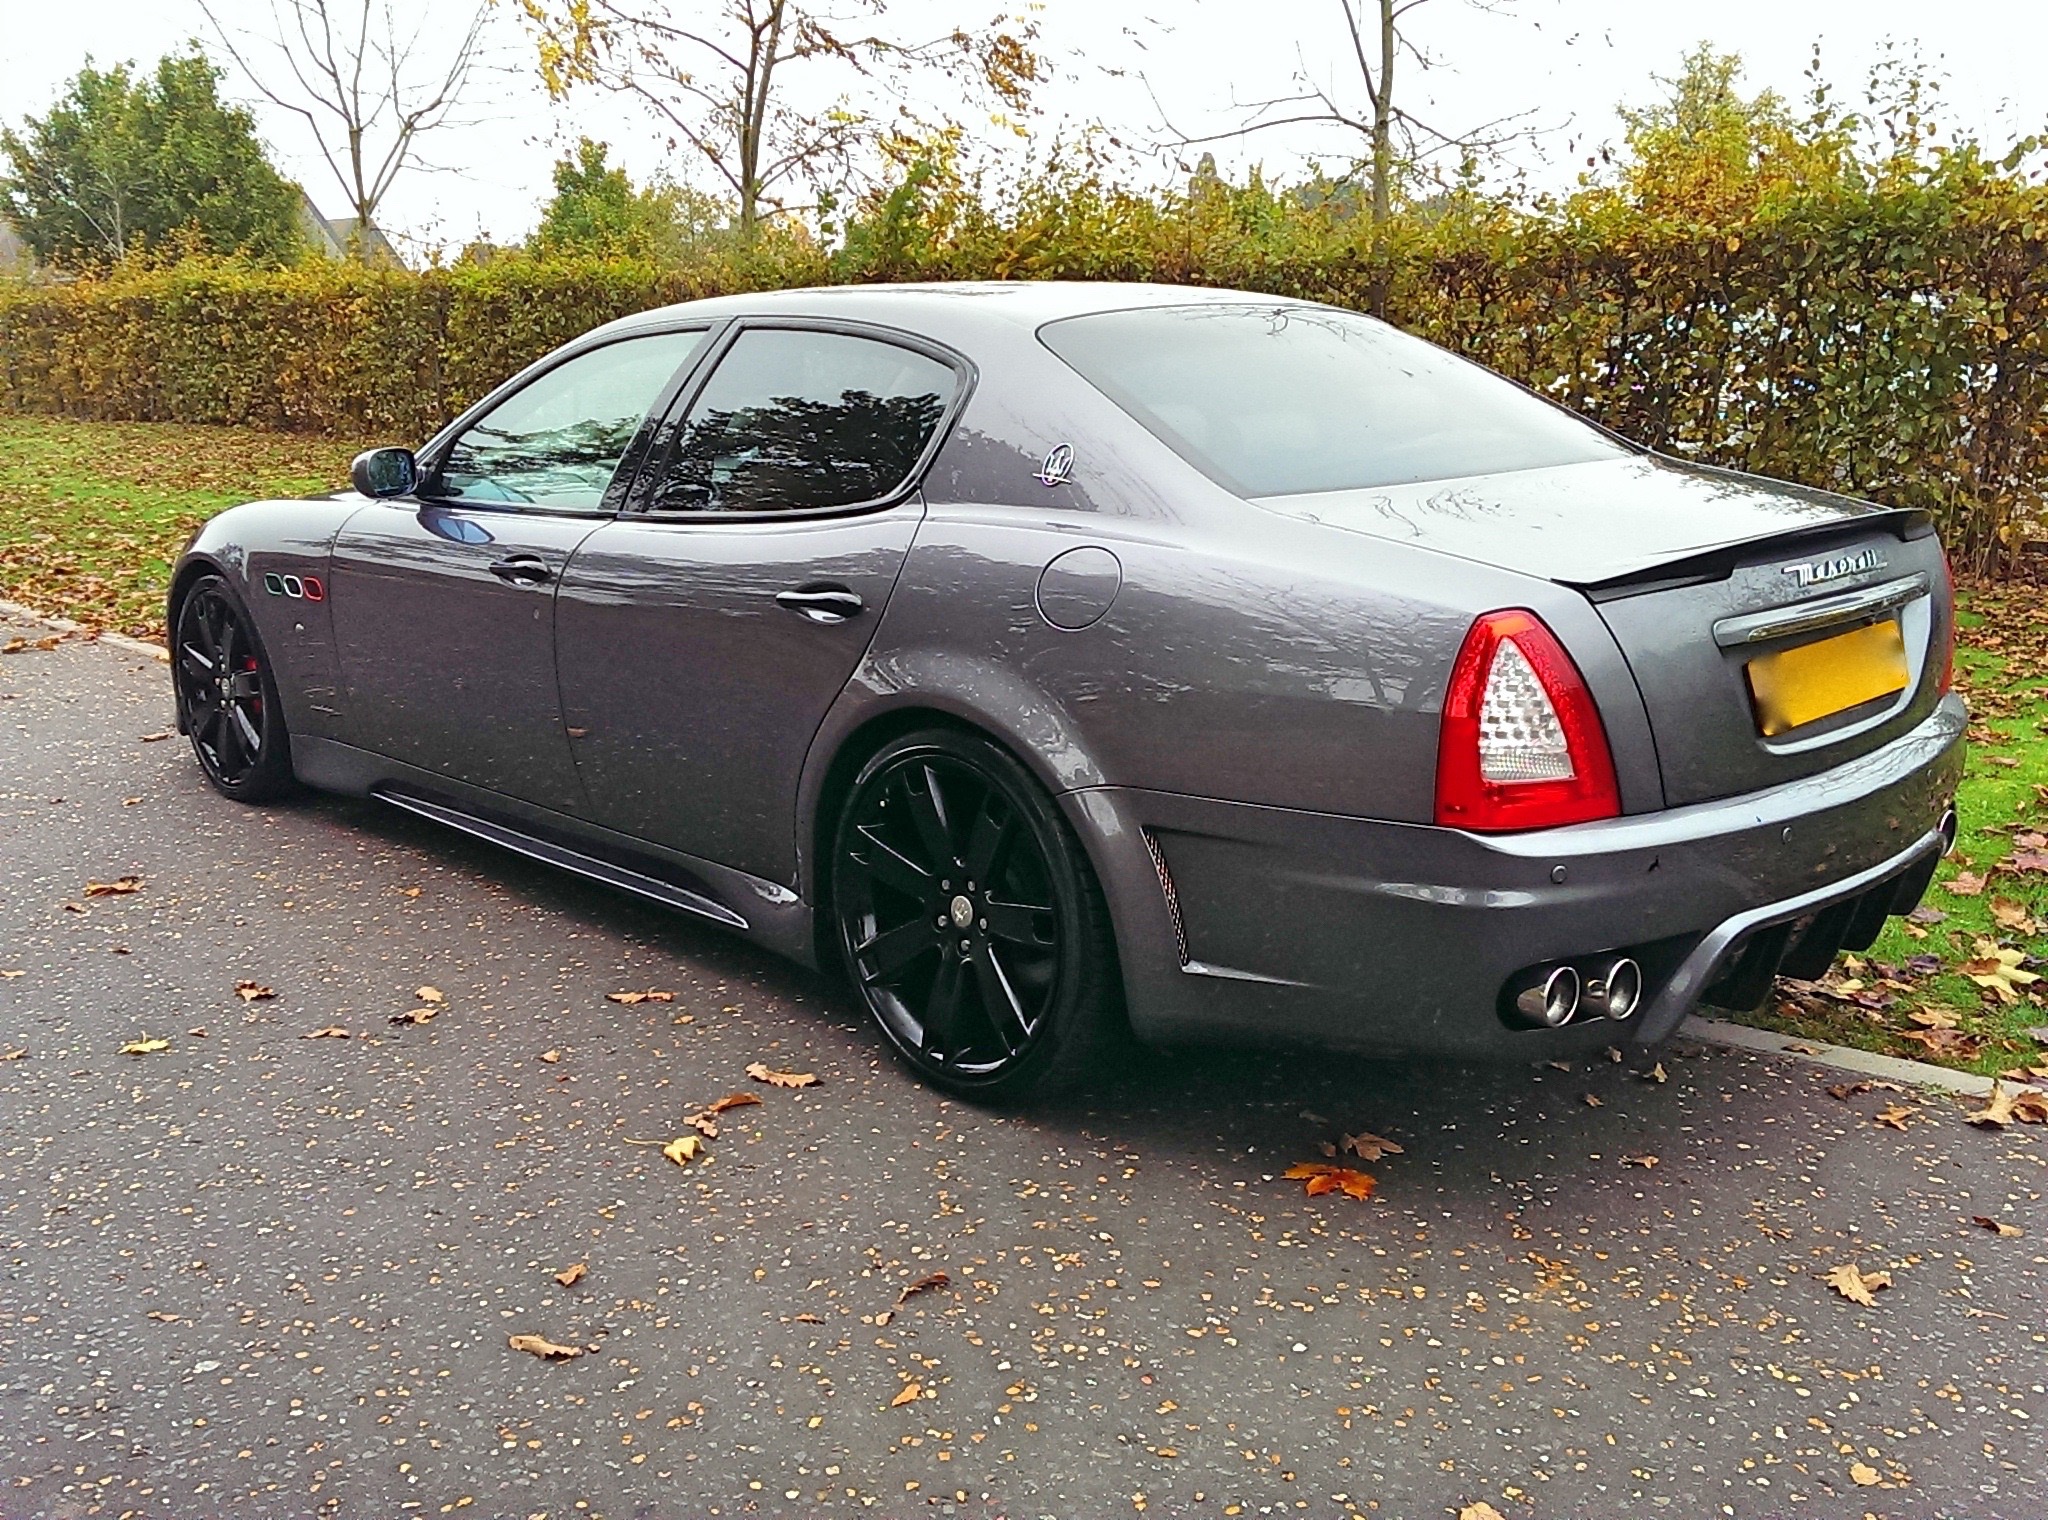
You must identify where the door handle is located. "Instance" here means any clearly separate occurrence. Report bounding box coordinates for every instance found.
[488,554,552,586]
[775,585,865,624]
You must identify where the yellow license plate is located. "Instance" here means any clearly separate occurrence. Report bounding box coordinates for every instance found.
[1746,619,1909,736]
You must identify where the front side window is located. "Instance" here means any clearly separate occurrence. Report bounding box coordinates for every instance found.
[651,327,957,513]
[1040,303,1627,497]
[432,329,707,510]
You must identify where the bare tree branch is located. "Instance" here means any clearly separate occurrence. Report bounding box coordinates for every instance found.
[519,0,1048,236]
[200,0,490,258]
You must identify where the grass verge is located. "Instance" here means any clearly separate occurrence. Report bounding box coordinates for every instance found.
[0,411,2043,1077]
[0,415,358,638]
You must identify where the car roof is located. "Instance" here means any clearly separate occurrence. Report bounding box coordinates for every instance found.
[591,280,1318,345]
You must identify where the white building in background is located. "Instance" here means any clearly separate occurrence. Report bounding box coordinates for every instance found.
[294,189,402,267]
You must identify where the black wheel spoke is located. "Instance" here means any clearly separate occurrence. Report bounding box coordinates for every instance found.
[180,643,213,683]
[230,703,263,758]
[194,707,223,748]
[971,945,1029,1053]
[984,899,1053,947]
[963,799,1013,885]
[903,764,958,871]
[922,950,965,1053]
[855,825,932,901]
[858,916,940,980]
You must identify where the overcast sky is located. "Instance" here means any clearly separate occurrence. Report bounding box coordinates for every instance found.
[3,0,2042,258]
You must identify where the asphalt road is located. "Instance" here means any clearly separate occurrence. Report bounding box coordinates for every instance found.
[2,614,2044,1520]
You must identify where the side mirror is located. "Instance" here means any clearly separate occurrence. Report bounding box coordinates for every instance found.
[350,447,418,499]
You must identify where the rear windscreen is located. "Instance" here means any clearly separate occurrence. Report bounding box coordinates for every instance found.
[1039,303,1627,497]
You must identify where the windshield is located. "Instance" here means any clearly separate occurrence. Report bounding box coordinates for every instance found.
[1039,303,1627,497]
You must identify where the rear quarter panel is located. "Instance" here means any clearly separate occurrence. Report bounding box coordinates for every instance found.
[841,328,1661,825]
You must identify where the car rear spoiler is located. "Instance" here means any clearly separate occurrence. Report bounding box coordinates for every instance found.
[1569,507,1935,602]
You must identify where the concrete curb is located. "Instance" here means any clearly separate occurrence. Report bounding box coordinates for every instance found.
[0,596,168,662]
[1682,1014,2036,1098]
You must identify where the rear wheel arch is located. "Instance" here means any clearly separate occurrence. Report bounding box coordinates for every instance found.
[804,705,1122,974]
[816,716,1130,1098]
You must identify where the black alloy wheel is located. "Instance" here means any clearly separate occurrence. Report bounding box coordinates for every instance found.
[173,575,294,801]
[830,729,1122,1100]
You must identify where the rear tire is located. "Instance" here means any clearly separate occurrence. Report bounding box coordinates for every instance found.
[171,574,296,803]
[828,728,1124,1102]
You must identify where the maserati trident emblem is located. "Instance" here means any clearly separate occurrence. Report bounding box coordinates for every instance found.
[1781,547,1886,589]
[1035,443,1075,488]
[949,895,975,930]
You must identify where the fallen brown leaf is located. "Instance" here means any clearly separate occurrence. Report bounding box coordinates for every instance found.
[1824,1263,1893,1306]
[1582,1092,1604,1107]
[300,1026,351,1040]
[84,876,143,897]
[1908,1007,1958,1030]
[0,1047,25,1061]
[414,986,445,1004]
[661,1135,701,1166]
[607,989,675,1004]
[896,1270,950,1305]
[507,1333,581,1361]
[1897,1027,1984,1058]
[1874,1103,1915,1131]
[389,1006,437,1026]
[1848,1461,1883,1487]
[146,1310,180,1322]
[555,1262,587,1287]
[1621,1154,1659,1169]
[1945,871,1987,897]
[538,1049,561,1064]
[119,1038,169,1055]
[1991,897,2040,933]
[1459,1505,1508,1520]
[747,1061,819,1088]
[1966,1082,2048,1127]
[889,1381,922,1408]
[684,1090,762,1135]
[233,980,275,1002]
[1339,1129,1403,1161]
[1645,1061,1668,1084]
[1971,1215,2023,1238]
[1283,1162,1376,1200]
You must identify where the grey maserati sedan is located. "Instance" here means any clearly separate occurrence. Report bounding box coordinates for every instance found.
[171,282,1964,1098]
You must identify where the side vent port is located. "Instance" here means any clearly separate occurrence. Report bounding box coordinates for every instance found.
[1142,829,1191,967]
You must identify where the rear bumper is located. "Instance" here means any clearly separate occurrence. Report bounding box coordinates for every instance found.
[1074,693,1966,1058]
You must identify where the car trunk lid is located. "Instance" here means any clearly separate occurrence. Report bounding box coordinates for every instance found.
[1256,454,1951,808]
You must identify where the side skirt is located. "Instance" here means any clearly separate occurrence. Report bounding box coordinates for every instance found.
[291,735,819,967]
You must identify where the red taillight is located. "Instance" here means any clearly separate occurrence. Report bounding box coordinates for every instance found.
[1434,609,1621,832]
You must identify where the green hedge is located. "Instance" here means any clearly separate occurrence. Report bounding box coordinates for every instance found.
[4,155,2046,570]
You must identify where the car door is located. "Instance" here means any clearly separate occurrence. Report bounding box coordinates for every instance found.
[555,321,968,883]
[329,326,711,812]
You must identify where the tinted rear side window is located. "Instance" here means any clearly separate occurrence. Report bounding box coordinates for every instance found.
[651,328,957,513]
[1039,304,1625,496]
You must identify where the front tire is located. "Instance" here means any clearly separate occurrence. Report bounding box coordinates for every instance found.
[829,728,1124,1101]
[172,574,295,802]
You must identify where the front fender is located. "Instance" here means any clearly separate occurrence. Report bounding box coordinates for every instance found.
[173,495,365,743]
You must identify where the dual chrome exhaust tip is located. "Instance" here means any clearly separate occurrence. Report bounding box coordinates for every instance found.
[1512,956,1643,1028]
